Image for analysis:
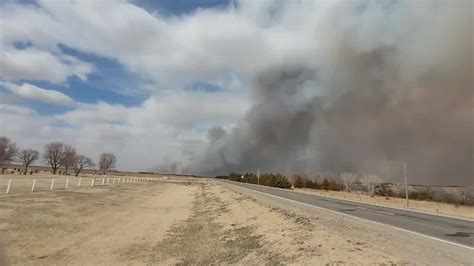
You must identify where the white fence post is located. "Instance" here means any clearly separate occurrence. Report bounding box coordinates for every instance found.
[31,179,36,192]
[6,179,12,194]
[91,178,95,187]
[101,178,105,186]
[112,178,116,185]
[117,178,120,185]
[50,179,55,190]
[106,178,110,185]
[78,178,82,187]
[65,178,69,190]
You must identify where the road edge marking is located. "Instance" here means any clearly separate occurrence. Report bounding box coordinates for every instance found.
[220,181,474,251]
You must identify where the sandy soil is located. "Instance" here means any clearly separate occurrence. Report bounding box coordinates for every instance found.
[0,177,471,265]
[0,181,196,265]
[294,188,474,220]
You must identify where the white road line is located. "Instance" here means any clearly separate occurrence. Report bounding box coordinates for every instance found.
[222,182,474,251]
[355,206,395,215]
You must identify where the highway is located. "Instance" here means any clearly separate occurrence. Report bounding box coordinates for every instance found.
[222,180,474,249]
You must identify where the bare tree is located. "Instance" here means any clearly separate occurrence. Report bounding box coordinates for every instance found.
[359,174,383,196]
[61,145,76,174]
[19,149,39,174]
[98,153,116,173]
[340,172,357,192]
[43,142,65,174]
[73,155,94,176]
[451,187,474,205]
[0,136,18,166]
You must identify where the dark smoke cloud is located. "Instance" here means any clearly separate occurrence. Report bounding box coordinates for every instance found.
[181,1,473,185]
[207,126,227,143]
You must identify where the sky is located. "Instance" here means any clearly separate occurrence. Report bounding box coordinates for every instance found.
[0,0,250,170]
[0,0,472,185]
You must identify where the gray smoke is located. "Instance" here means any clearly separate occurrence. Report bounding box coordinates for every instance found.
[181,1,473,185]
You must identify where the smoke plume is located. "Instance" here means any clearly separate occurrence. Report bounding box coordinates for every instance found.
[181,1,473,185]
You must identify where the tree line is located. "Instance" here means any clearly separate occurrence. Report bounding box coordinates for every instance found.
[216,172,292,189]
[0,136,116,176]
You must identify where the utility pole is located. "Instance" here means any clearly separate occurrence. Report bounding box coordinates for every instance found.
[404,162,409,208]
[257,168,260,185]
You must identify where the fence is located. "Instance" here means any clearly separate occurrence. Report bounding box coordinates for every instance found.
[0,176,157,194]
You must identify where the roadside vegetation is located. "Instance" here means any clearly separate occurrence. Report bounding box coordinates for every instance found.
[217,171,473,206]
[216,172,292,189]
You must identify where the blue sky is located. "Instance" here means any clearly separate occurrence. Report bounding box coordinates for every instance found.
[1,0,232,116]
[134,0,232,16]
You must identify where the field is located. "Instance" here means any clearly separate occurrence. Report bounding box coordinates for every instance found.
[0,174,471,265]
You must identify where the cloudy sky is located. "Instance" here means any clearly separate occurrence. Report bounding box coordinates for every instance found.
[0,0,258,170]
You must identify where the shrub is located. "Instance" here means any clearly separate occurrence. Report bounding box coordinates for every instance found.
[305,179,319,189]
[242,173,258,184]
[409,190,433,201]
[321,178,330,190]
[228,172,242,182]
[329,180,343,191]
[260,173,292,189]
[293,175,306,188]
[375,183,394,197]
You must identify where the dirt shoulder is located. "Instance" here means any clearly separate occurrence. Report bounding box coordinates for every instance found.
[293,187,474,220]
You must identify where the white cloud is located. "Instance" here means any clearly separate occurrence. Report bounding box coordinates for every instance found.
[0,103,36,116]
[0,46,94,83]
[0,0,319,87]
[1,82,75,106]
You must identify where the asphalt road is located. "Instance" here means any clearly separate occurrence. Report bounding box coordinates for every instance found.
[222,180,474,248]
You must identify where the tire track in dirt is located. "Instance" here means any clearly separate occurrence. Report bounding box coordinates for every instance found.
[151,182,263,265]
